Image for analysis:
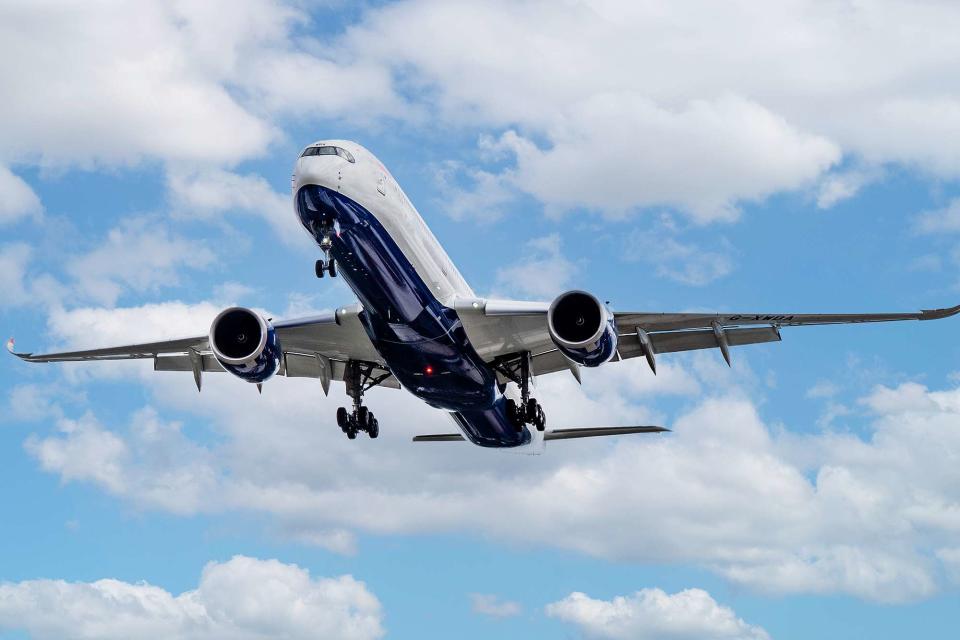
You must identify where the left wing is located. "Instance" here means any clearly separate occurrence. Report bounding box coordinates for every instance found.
[454,298,960,379]
[8,305,399,391]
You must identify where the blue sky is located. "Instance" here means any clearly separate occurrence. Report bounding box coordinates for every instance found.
[2,1,960,638]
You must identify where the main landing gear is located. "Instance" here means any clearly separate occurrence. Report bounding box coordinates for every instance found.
[494,353,546,432]
[336,361,390,440]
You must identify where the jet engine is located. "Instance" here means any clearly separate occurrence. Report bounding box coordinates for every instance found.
[547,290,618,367]
[209,307,282,383]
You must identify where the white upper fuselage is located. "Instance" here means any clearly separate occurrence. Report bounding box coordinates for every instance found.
[292,140,474,304]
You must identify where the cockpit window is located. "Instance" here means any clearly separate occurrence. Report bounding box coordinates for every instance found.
[300,145,356,163]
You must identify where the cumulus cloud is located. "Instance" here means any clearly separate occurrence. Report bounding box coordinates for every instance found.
[432,160,518,222]
[493,97,838,223]
[167,168,310,248]
[340,0,960,218]
[0,555,384,640]
[470,593,522,619]
[494,233,578,298]
[623,226,735,286]
[67,218,217,306]
[546,588,769,640]
[914,198,960,235]
[816,168,880,209]
[0,165,41,224]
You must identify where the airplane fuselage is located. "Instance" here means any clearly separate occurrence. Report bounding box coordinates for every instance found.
[294,141,530,447]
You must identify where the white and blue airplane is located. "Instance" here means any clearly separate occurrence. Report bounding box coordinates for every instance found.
[10,141,960,448]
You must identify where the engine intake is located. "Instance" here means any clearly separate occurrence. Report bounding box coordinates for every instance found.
[209,307,281,383]
[547,290,618,367]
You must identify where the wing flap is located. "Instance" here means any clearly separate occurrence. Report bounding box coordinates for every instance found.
[154,354,224,372]
[622,326,782,356]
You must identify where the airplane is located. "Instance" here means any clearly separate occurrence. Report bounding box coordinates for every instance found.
[9,140,960,448]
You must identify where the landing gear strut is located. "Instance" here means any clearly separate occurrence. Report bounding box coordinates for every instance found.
[336,361,390,440]
[315,222,337,278]
[494,352,546,432]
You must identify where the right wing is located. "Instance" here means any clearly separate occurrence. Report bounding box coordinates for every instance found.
[8,305,399,391]
[454,297,960,380]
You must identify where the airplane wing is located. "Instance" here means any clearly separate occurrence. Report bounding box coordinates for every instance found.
[7,305,399,392]
[454,298,960,379]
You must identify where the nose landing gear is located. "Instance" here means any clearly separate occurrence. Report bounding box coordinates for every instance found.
[315,257,337,278]
[315,221,338,278]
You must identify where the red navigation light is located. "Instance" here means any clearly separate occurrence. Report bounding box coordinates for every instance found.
[424,365,434,375]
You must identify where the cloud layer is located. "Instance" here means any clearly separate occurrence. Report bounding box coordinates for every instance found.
[14,300,960,603]
[0,555,384,640]
[547,588,770,640]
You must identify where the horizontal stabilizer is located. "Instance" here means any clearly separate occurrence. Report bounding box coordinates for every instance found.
[544,425,669,440]
[412,425,669,443]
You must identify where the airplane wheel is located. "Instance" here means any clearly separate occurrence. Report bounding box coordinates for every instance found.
[536,405,546,432]
[328,259,337,278]
[505,399,521,431]
[369,418,379,439]
[526,398,539,421]
[336,407,348,429]
[347,429,357,440]
[315,259,325,278]
[357,406,369,430]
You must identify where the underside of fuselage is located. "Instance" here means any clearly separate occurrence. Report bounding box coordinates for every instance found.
[295,184,531,448]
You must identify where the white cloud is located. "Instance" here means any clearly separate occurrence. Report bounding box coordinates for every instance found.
[432,160,518,222]
[470,593,522,619]
[816,168,880,209]
[67,218,217,306]
[0,1,274,167]
[623,227,734,286]
[0,555,384,640]
[494,97,838,223]
[0,165,41,224]
[339,0,960,218]
[494,233,578,298]
[546,588,769,640]
[0,242,32,305]
[914,198,960,235]
[167,168,310,248]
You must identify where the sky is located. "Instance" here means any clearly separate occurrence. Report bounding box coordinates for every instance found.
[1,1,960,638]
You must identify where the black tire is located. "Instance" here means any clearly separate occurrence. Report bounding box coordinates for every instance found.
[369,418,379,439]
[315,259,325,278]
[357,406,369,430]
[536,405,546,432]
[526,398,538,421]
[328,259,337,278]
[347,429,357,440]
[505,398,521,431]
[336,407,349,429]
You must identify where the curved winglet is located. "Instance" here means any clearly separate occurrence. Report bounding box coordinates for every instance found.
[920,304,960,321]
[6,337,31,360]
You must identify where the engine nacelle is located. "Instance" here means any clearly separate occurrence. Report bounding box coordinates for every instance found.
[547,290,618,367]
[209,307,282,383]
